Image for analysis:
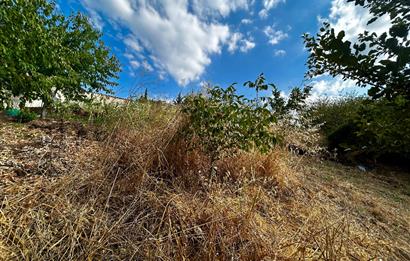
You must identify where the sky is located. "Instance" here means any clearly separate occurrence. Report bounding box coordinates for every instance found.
[58,0,390,101]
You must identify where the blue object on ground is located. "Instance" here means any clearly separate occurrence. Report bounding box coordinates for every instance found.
[5,108,21,118]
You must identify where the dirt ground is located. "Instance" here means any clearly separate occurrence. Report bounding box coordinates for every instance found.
[0,115,101,187]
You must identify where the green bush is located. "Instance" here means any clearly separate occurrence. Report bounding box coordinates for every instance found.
[309,96,364,139]
[182,84,277,160]
[16,109,37,123]
[311,96,410,164]
[5,108,21,118]
[354,97,410,161]
[181,74,311,160]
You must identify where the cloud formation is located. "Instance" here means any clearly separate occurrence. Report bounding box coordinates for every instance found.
[191,0,251,17]
[259,0,285,19]
[263,25,288,45]
[227,32,256,53]
[82,0,232,85]
[307,76,361,102]
[324,0,390,42]
[274,49,286,56]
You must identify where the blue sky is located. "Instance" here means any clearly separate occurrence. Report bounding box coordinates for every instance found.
[58,0,389,101]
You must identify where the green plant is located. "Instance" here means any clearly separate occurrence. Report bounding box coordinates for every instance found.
[5,108,20,118]
[309,96,365,139]
[304,0,409,100]
[174,92,184,104]
[15,109,37,123]
[182,74,310,160]
[353,97,410,160]
[311,96,410,164]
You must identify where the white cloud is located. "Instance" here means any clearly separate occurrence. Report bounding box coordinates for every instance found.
[192,0,251,17]
[240,39,256,52]
[227,32,255,53]
[326,0,390,42]
[141,60,153,72]
[263,25,288,45]
[274,49,286,56]
[124,37,143,53]
[129,60,140,68]
[241,18,253,24]
[82,0,231,86]
[308,76,363,102]
[227,32,242,53]
[259,0,285,19]
[123,53,135,60]
[85,8,104,31]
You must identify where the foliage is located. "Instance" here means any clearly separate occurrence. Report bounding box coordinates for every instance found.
[1,98,409,260]
[141,88,149,101]
[182,74,311,160]
[0,0,120,109]
[15,109,38,123]
[5,108,37,123]
[303,0,410,100]
[304,0,410,165]
[310,96,410,163]
[354,97,410,160]
[308,96,365,139]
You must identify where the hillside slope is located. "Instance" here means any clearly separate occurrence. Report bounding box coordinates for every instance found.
[0,117,409,260]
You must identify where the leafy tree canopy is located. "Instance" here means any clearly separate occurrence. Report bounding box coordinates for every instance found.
[0,0,120,108]
[304,0,409,100]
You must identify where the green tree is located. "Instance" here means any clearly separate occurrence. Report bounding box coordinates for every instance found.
[0,0,120,116]
[303,0,409,100]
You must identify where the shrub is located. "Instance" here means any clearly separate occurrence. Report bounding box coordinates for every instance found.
[354,97,410,163]
[15,109,37,123]
[5,108,21,118]
[311,96,410,165]
[182,78,277,161]
[308,96,364,138]
[181,74,311,161]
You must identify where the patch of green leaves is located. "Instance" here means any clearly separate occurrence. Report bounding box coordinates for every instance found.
[182,74,311,160]
[304,0,410,100]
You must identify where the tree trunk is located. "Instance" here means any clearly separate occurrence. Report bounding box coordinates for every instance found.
[41,100,49,119]
[41,106,48,119]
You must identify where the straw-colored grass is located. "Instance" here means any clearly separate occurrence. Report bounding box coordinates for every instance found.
[0,103,409,260]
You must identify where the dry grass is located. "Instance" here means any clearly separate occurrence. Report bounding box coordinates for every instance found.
[0,104,409,260]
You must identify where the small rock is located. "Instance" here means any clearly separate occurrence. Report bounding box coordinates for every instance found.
[357,165,367,172]
[41,135,52,143]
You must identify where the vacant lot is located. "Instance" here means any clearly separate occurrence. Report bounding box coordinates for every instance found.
[1,115,409,260]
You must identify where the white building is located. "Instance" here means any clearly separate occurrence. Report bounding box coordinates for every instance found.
[9,92,128,109]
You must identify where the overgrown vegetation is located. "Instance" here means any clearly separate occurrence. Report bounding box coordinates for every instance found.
[310,96,410,165]
[0,0,409,260]
[1,101,409,260]
[182,74,311,160]
[304,0,409,100]
[304,0,410,164]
